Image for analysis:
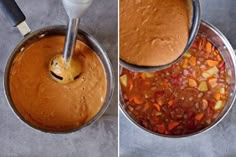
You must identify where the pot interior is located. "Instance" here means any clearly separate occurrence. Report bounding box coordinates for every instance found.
[119,20,236,138]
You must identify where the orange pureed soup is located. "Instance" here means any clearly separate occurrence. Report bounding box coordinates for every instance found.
[9,36,107,132]
[120,0,190,66]
[120,35,231,135]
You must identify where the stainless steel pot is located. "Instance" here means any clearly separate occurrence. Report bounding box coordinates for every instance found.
[120,0,201,72]
[119,20,236,138]
[1,1,114,134]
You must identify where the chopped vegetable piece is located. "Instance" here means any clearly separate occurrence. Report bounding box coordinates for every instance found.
[120,74,128,87]
[144,72,154,78]
[202,72,211,78]
[183,52,192,58]
[198,81,208,92]
[195,113,204,121]
[219,62,225,71]
[198,93,203,98]
[157,124,165,134]
[153,103,161,111]
[188,78,197,87]
[208,66,219,75]
[207,60,218,67]
[189,56,196,66]
[217,55,222,61]
[132,96,143,105]
[182,59,188,68]
[214,100,223,110]
[214,93,221,100]
[129,80,133,91]
[155,112,162,116]
[168,100,176,107]
[156,99,163,106]
[221,94,227,100]
[144,93,148,98]
[206,42,212,53]
[208,78,217,88]
[226,76,231,84]
[202,66,219,78]
[141,73,146,80]
[202,99,208,110]
[168,122,179,131]
[220,88,225,94]
[128,106,134,111]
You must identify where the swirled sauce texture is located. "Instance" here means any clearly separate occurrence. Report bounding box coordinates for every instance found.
[9,36,107,132]
[120,0,190,66]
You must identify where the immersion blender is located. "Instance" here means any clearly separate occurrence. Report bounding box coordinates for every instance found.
[49,0,93,84]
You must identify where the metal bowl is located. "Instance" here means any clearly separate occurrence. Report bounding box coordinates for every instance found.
[119,20,236,138]
[4,25,114,134]
[120,0,201,72]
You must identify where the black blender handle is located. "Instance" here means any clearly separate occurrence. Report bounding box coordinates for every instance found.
[0,0,26,27]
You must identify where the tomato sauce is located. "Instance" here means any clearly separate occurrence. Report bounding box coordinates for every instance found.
[120,35,231,135]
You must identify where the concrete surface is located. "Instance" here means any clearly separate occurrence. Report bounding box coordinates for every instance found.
[0,0,117,157]
[120,0,236,157]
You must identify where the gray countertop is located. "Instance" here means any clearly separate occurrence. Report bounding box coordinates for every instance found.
[120,0,236,157]
[0,0,117,157]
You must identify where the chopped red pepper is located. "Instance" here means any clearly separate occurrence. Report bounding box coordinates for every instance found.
[168,122,179,131]
[219,62,225,71]
[153,103,161,111]
[195,113,204,121]
[157,124,165,134]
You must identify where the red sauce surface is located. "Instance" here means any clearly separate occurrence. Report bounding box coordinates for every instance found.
[120,35,231,135]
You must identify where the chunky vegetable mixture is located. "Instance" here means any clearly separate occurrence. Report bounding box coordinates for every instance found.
[120,35,231,135]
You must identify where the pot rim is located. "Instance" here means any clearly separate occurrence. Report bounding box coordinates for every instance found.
[3,25,115,134]
[119,20,236,138]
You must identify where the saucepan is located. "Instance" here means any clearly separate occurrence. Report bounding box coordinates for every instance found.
[119,20,236,138]
[1,0,114,133]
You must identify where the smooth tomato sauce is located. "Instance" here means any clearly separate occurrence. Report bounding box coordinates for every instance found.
[120,35,231,135]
